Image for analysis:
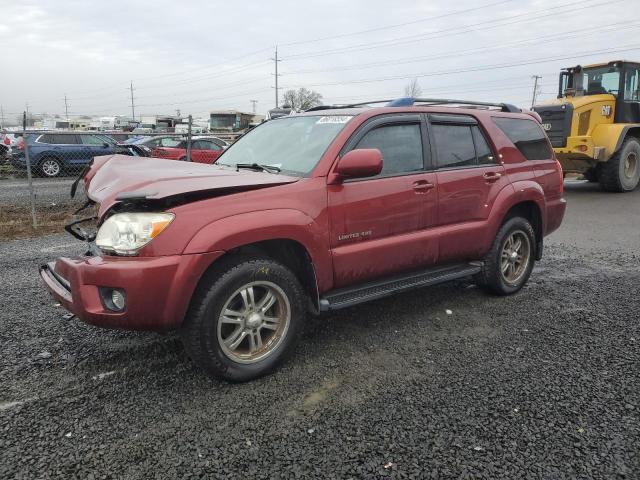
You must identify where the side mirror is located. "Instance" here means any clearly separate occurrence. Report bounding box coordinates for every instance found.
[332,149,383,182]
[103,142,110,148]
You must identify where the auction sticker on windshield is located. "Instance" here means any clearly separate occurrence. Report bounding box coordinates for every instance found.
[316,116,352,124]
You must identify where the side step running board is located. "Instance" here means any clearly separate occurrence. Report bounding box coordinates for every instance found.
[319,262,482,311]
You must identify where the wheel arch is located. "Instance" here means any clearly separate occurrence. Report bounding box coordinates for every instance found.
[488,183,545,260]
[613,125,640,153]
[502,201,543,260]
[190,238,320,315]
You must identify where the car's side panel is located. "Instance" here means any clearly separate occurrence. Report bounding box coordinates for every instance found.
[327,173,438,288]
[435,167,510,262]
[182,208,334,292]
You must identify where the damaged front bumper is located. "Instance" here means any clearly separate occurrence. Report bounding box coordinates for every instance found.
[40,250,224,331]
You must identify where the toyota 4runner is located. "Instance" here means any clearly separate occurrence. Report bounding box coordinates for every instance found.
[40,98,566,381]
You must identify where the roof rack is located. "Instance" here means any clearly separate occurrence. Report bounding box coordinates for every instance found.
[306,97,521,113]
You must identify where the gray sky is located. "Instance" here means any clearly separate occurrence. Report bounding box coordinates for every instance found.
[1,0,639,121]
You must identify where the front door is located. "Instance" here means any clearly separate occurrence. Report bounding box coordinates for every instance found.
[328,115,438,289]
[430,117,508,262]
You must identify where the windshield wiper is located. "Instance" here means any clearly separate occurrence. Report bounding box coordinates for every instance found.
[235,163,281,174]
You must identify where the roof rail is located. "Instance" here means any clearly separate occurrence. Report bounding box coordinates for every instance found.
[305,97,521,113]
[388,97,521,113]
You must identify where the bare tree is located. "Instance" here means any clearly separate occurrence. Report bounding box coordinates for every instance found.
[281,88,323,111]
[404,78,422,98]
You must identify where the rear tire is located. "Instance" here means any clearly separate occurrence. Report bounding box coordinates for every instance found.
[475,217,535,295]
[599,138,640,192]
[181,257,306,382]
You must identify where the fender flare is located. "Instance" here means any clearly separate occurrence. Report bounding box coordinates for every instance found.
[183,208,332,290]
[484,180,546,250]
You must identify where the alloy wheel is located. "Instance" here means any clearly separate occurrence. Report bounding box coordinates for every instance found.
[41,159,61,177]
[217,281,291,364]
[500,230,531,285]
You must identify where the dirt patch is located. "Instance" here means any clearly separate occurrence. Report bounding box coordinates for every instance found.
[0,204,76,240]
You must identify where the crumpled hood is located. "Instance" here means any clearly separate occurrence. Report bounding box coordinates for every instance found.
[84,154,299,211]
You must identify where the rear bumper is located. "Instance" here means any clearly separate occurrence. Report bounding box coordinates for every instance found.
[545,197,567,237]
[40,251,224,331]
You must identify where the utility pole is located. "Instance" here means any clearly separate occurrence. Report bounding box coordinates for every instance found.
[250,100,258,114]
[531,75,542,108]
[271,46,282,108]
[64,94,69,119]
[129,81,136,121]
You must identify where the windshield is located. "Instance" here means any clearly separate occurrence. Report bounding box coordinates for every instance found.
[560,66,620,95]
[216,115,353,175]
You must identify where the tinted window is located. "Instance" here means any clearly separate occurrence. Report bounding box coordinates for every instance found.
[159,137,180,147]
[433,124,476,169]
[472,126,496,164]
[355,123,423,175]
[41,134,77,144]
[493,117,552,160]
[80,135,107,145]
[193,140,221,151]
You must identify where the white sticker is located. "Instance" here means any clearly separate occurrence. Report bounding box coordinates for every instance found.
[316,116,352,124]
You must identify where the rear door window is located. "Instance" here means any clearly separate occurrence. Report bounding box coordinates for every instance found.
[432,124,476,169]
[472,126,496,164]
[492,117,552,160]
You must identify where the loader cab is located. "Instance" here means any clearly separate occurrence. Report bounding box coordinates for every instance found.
[559,61,640,123]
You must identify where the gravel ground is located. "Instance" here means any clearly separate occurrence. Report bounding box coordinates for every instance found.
[1,182,639,479]
[0,178,78,207]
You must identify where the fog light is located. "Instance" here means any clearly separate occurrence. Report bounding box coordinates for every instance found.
[99,287,126,312]
[111,290,126,311]
[575,145,588,152]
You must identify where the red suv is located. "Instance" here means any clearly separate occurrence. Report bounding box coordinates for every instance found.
[41,98,566,381]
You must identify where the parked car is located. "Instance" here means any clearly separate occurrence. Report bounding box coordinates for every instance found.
[151,137,225,164]
[127,135,182,149]
[40,98,566,381]
[10,133,148,177]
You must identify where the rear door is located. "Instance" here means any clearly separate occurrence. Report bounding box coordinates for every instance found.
[42,133,83,167]
[80,134,115,162]
[328,114,438,288]
[429,114,508,262]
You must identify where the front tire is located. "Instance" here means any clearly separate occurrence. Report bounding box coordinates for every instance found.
[599,138,640,192]
[476,217,535,295]
[181,258,306,382]
[39,157,63,177]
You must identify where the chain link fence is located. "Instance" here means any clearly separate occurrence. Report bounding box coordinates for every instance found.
[0,128,237,239]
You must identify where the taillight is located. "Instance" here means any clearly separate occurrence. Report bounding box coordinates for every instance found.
[556,159,564,194]
[17,137,25,150]
[2,136,9,146]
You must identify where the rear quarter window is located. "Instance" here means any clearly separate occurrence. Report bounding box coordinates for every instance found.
[492,117,552,160]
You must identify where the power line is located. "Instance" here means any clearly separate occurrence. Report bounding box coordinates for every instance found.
[283,20,639,76]
[282,0,621,60]
[281,44,640,89]
[279,0,516,47]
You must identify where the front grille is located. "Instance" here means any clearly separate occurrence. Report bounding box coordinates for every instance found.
[533,104,573,148]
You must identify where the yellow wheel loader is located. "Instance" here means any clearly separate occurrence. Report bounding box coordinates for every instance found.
[534,60,640,192]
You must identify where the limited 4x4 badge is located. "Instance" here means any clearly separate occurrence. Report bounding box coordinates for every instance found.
[338,230,372,241]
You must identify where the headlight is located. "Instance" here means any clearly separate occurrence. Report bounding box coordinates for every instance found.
[95,212,174,255]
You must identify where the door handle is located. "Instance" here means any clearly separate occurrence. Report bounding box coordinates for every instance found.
[412,180,435,192]
[483,172,502,182]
